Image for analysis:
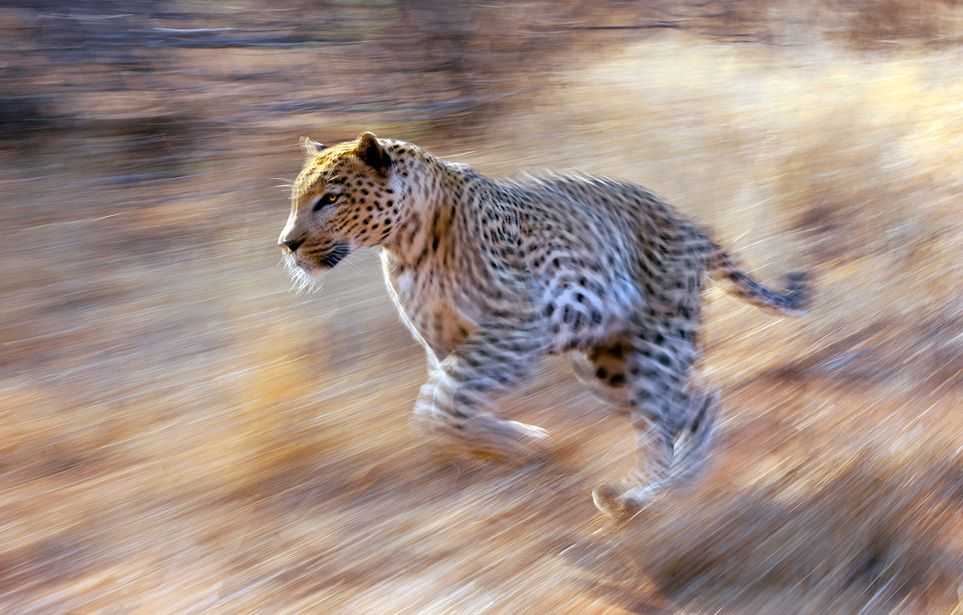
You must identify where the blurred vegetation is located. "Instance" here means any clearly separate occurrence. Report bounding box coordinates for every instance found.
[0,1,961,613]
[3,0,963,147]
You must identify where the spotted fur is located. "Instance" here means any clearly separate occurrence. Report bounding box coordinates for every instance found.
[278,132,811,519]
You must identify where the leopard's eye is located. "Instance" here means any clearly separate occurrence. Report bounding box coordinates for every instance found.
[312,193,339,212]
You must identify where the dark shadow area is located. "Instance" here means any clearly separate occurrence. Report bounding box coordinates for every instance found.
[567,450,963,613]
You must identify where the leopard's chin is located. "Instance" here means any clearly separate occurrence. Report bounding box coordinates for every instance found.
[282,252,325,291]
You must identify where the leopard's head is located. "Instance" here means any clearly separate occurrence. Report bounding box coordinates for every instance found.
[278,132,401,283]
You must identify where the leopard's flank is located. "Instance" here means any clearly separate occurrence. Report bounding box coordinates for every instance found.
[278,132,810,519]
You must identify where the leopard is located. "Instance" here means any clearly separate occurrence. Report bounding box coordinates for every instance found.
[277,131,810,519]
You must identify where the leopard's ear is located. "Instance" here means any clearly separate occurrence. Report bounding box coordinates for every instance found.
[356,131,391,175]
[299,136,325,159]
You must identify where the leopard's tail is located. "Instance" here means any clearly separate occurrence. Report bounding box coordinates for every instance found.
[705,240,811,317]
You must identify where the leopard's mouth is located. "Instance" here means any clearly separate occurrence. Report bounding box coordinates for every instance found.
[287,241,351,273]
[319,242,351,268]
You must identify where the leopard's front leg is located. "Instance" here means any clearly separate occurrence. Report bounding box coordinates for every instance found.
[412,320,550,460]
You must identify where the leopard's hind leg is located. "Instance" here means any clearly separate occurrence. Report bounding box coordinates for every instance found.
[588,323,719,519]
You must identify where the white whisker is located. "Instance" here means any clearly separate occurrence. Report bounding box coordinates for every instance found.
[272,177,295,192]
[280,254,324,295]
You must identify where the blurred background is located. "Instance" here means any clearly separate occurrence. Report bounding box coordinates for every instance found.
[1,1,962,613]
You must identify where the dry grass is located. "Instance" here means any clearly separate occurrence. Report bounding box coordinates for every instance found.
[1,10,961,615]
[633,450,962,613]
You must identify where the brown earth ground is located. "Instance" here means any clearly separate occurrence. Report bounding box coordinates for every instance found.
[1,2,962,613]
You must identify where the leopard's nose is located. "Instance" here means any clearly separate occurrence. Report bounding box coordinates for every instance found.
[279,236,305,253]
